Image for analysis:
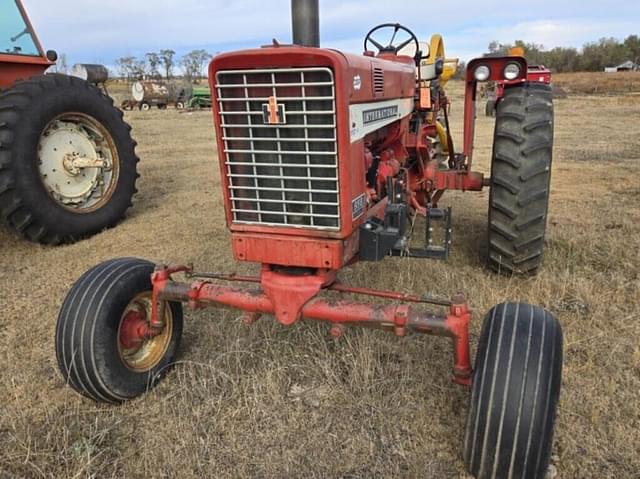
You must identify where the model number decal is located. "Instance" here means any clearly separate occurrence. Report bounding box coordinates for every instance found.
[362,105,398,125]
[352,194,366,220]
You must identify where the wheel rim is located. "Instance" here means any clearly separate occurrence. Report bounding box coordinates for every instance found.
[38,113,120,213]
[117,293,174,372]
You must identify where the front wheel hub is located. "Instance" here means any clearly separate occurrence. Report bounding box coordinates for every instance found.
[117,293,173,372]
[119,310,150,350]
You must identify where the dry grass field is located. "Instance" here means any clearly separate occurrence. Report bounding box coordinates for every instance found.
[553,71,640,95]
[1,81,639,478]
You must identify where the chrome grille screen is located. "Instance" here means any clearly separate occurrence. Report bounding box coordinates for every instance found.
[216,67,339,230]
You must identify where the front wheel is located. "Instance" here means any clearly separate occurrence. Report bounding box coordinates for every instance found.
[464,303,562,479]
[55,258,183,403]
[487,82,554,275]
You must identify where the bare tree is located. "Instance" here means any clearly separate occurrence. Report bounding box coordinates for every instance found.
[115,56,147,80]
[132,59,147,79]
[115,56,136,79]
[181,49,212,83]
[159,49,176,80]
[146,52,161,79]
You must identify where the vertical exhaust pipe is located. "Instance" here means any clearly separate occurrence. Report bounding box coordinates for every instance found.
[291,0,320,47]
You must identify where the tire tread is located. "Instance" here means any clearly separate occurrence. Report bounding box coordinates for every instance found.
[488,83,554,274]
[464,303,563,479]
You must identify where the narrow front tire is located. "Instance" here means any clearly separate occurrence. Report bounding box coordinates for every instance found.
[464,303,562,479]
[55,258,183,403]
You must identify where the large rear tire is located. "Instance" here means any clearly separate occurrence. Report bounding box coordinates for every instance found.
[55,258,183,403]
[487,83,554,275]
[464,303,562,479]
[0,74,138,244]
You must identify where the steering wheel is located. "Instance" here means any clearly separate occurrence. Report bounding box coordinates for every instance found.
[364,23,421,63]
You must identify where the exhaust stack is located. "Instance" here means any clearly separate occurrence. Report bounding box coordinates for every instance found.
[291,0,320,47]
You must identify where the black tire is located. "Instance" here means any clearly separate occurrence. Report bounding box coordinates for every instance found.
[55,258,183,403]
[485,99,496,117]
[464,303,562,479]
[140,102,151,111]
[487,82,554,274]
[0,74,138,244]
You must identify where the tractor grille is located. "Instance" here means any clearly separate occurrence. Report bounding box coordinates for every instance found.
[216,67,339,230]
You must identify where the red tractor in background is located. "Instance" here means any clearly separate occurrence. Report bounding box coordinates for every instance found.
[55,1,562,478]
[0,0,138,244]
[484,47,552,117]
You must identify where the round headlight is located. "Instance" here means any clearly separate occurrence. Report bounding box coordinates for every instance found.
[474,65,491,82]
[504,63,521,80]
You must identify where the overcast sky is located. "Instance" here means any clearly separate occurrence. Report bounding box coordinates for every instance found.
[24,0,640,67]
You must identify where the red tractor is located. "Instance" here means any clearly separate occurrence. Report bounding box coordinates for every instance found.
[55,2,561,478]
[0,1,138,244]
[484,50,552,117]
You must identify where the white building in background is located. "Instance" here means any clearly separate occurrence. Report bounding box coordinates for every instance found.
[604,60,638,72]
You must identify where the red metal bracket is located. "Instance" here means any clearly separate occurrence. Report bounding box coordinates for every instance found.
[151,264,193,328]
[261,268,335,325]
[446,293,472,386]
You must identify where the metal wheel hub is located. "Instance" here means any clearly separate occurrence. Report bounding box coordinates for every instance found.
[38,114,118,212]
[117,293,173,372]
[119,310,150,350]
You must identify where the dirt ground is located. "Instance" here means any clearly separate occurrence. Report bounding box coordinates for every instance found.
[1,83,639,478]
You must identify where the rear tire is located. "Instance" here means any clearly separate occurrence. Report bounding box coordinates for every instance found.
[55,258,183,403]
[140,102,151,111]
[0,74,138,244]
[464,303,562,479]
[487,82,554,274]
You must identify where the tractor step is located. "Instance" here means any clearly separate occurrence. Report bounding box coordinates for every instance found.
[398,207,452,260]
[359,201,453,262]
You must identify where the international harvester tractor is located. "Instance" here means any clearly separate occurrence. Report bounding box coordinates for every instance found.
[55,2,562,478]
[0,0,138,244]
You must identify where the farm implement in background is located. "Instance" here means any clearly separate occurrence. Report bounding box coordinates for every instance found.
[120,82,211,111]
[0,0,138,244]
[56,1,562,478]
[186,85,211,109]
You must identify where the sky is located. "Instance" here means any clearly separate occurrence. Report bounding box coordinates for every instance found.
[22,0,640,68]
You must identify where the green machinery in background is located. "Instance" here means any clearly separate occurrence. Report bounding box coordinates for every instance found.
[187,86,211,109]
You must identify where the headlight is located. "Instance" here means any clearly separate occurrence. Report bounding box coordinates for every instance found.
[474,65,491,82]
[504,63,521,80]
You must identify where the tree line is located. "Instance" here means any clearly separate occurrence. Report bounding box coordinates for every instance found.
[115,49,215,82]
[487,35,640,73]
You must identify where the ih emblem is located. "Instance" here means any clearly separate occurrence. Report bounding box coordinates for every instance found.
[262,96,286,125]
